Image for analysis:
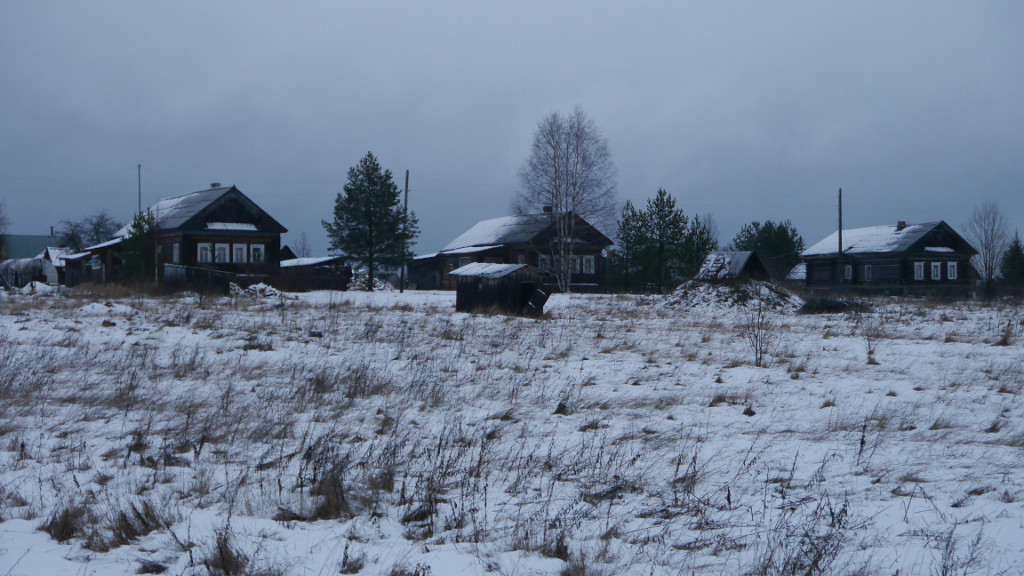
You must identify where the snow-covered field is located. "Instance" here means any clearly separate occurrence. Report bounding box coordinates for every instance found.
[0,286,1022,575]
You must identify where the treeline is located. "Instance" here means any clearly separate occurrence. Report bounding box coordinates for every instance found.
[605,189,804,293]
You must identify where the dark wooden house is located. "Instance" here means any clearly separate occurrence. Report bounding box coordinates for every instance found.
[694,251,770,282]
[411,211,613,291]
[802,221,977,296]
[278,256,352,292]
[450,263,551,316]
[85,185,287,286]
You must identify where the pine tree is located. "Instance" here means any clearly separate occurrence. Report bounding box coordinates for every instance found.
[612,201,645,291]
[322,152,418,291]
[1001,232,1024,289]
[729,220,804,281]
[640,189,689,292]
[121,209,158,282]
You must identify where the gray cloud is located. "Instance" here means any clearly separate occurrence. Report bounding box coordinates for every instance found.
[2,1,1022,255]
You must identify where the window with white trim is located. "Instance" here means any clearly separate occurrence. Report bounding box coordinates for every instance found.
[844,265,853,281]
[233,244,247,264]
[198,244,212,263]
[947,261,958,280]
[172,243,180,264]
[517,254,526,265]
[250,244,264,264]
[215,244,230,263]
[864,265,872,282]
[571,255,581,274]
[583,255,595,275]
[914,261,924,280]
[931,262,942,280]
[538,255,551,271]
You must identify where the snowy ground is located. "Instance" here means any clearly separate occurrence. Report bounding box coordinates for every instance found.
[0,286,1022,575]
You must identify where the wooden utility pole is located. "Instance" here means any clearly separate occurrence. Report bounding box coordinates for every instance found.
[838,188,843,284]
[137,164,142,214]
[400,169,409,292]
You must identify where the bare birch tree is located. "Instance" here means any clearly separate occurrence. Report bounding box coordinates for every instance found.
[514,106,617,292]
[964,202,1010,296]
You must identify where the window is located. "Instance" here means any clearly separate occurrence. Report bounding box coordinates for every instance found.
[864,265,872,282]
[931,262,942,280]
[250,244,264,264]
[198,244,212,263]
[215,244,230,263]
[844,265,853,281]
[172,243,180,264]
[571,256,581,274]
[583,255,595,275]
[538,255,551,271]
[458,256,471,268]
[233,244,247,264]
[517,254,526,265]
[914,262,924,280]
[948,262,958,280]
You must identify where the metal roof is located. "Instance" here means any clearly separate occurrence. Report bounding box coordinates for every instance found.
[449,262,533,278]
[803,221,944,256]
[443,215,551,251]
[695,251,756,280]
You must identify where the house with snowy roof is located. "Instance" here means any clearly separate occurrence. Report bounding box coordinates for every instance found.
[85,184,287,284]
[801,220,977,296]
[410,211,613,291]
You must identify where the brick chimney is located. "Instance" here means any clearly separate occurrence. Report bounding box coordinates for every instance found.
[896,221,907,231]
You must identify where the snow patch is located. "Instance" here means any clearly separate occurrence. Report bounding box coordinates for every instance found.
[665,279,804,311]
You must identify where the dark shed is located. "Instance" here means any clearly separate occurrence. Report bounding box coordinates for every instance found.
[694,251,770,282]
[450,263,551,316]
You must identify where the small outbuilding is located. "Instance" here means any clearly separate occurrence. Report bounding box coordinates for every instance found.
[278,256,352,291]
[694,251,770,282]
[450,262,551,316]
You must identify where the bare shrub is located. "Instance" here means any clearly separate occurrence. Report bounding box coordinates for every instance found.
[108,499,172,547]
[741,298,779,368]
[749,495,852,576]
[40,501,92,543]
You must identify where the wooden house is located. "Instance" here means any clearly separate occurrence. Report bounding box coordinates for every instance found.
[278,256,352,292]
[802,221,977,296]
[85,184,287,286]
[411,211,613,291]
[694,251,770,282]
[450,262,551,316]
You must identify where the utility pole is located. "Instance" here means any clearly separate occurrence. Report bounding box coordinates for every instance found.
[400,169,409,293]
[137,164,142,214]
[837,188,843,285]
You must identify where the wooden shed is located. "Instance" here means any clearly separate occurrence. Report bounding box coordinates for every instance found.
[694,251,770,282]
[449,263,551,316]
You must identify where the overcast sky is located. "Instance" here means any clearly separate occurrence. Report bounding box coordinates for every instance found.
[2,1,1022,255]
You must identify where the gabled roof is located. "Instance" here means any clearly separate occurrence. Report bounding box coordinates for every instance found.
[0,234,62,260]
[115,185,286,236]
[280,256,346,268]
[449,262,536,279]
[443,216,551,251]
[803,221,974,256]
[695,251,764,281]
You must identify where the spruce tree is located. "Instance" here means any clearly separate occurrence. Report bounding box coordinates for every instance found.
[729,220,804,281]
[322,152,418,291]
[1001,232,1024,289]
[640,189,689,292]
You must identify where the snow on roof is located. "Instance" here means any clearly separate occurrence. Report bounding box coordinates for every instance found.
[84,237,123,251]
[695,251,755,281]
[925,246,955,253]
[441,245,504,255]
[449,262,531,278]
[786,262,807,281]
[803,222,941,256]
[115,186,233,237]
[207,222,257,231]
[443,215,550,251]
[43,247,73,268]
[280,256,343,268]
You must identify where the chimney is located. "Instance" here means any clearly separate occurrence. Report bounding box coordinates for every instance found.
[896,220,907,231]
[542,205,553,213]
[211,182,221,188]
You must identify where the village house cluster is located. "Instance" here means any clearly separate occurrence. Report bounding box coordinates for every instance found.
[0,183,985,309]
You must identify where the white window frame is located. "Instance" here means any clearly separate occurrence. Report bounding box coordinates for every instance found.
[864,264,872,282]
[538,255,551,272]
[517,254,526,265]
[931,262,942,280]
[583,255,595,275]
[215,243,230,264]
[947,261,958,280]
[914,261,925,280]
[172,243,180,264]
[250,244,265,264]
[233,244,247,264]
[197,244,212,264]
[844,264,853,281]
[571,255,581,274]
